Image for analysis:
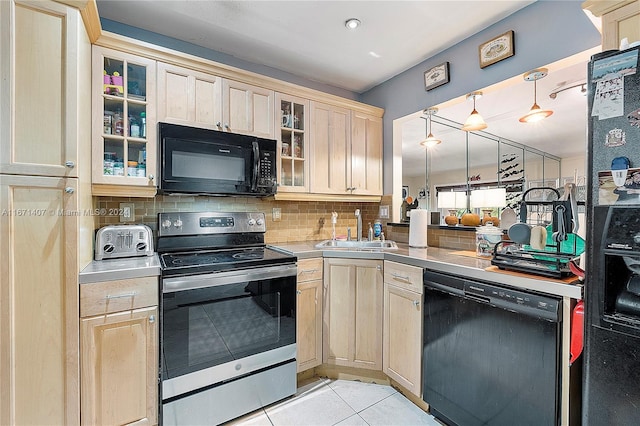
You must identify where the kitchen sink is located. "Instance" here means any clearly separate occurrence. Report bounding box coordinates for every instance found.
[314,240,398,250]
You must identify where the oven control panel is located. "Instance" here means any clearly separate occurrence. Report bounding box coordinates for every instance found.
[158,211,266,236]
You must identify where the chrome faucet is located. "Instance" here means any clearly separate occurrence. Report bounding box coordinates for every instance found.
[355,209,362,241]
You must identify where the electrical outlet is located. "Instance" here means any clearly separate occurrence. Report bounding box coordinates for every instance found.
[272,207,281,221]
[120,202,135,222]
[379,205,389,219]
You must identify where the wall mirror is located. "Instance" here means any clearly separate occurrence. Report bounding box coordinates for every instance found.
[396,48,596,223]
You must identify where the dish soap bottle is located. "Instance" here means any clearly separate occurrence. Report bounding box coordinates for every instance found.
[373,219,382,240]
[368,223,374,241]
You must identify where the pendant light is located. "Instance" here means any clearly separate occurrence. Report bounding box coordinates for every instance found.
[519,68,553,123]
[461,91,488,131]
[420,107,441,148]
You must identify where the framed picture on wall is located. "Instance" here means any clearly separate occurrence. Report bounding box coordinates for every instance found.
[478,30,515,69]
[424,62,450,91]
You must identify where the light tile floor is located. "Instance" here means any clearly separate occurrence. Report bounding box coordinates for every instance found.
[228,377,442,426]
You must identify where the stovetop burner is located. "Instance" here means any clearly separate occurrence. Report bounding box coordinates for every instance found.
[160,246,295,277]
[157,212,296,277]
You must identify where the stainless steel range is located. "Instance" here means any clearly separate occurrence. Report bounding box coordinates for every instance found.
[157,211,297,425]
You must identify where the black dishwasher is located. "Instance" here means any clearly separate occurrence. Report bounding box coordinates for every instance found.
[423,270,561,426]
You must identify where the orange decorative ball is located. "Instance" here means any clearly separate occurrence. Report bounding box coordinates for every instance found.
[461,212,481,227]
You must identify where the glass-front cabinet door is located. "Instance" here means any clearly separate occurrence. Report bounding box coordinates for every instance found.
[276,93,309,192]
[92,46,156,196]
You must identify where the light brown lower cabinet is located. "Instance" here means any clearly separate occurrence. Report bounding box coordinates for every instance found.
[296,258,324,372]
[383,261,424,396]
[80,277,158,425]
[323,258,383,370]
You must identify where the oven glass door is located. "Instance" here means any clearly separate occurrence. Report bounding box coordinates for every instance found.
[161,265,296,381]
[161,137,253,194]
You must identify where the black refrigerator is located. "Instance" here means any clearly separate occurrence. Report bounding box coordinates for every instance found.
[584,45,640,425]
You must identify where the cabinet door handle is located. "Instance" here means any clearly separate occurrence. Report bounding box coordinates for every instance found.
[64,187,74,194]
[224,123,230,129]
[105,292,136,299]
[413,300,420,307]
[377,265,382,271]
[391,273,411,283]
[216,121,222,128]
[149,315,155,323]
[64,161,75,168]
[296,290,302,295]
[148,174,155,181]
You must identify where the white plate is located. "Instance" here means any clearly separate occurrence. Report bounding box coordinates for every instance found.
[500,207,517,230]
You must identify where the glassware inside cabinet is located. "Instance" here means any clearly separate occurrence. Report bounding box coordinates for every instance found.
[293,160,304,186]
[280,100,292,128]
[293,134,303,158]
[128,142,147,177]
[281,161,292,186]
[103,140,124,176]
[126,63,147,101]
[293,103,304,130]
[281,130,292,157]
[127,104,147,140]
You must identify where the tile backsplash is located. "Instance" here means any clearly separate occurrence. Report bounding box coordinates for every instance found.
[95,195,391,244]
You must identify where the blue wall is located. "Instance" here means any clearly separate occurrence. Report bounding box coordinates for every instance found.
[358,0,601,192]
[101,18,359,101]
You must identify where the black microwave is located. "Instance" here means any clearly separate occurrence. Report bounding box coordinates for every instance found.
[158,122,277,196]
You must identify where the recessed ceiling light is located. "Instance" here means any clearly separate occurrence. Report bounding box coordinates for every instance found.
[345,18,361,29]
[369,51,381,58]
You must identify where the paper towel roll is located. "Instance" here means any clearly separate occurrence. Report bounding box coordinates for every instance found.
[409,209,429,248]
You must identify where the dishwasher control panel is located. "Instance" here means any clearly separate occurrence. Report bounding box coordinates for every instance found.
[424,270,560,322]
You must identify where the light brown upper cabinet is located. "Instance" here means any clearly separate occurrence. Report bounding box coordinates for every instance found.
[222,80,274,138]
[351,111,383,196]
[157,62,223,130]
[91,46,157,197]
[0,0,87,178]
[309,101,352,195]
[583,0,640,50]
[309,102,383,196]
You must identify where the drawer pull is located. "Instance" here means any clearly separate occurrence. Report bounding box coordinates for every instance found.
[105,292,136,300]
[149,315,155,324]
[413,300,420,307]
[391,273,411,283]
[300,269,319,274]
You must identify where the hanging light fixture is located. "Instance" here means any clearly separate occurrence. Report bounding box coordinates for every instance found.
[420,107,441,148]
[519,68,554,123]
[461,91,488,132]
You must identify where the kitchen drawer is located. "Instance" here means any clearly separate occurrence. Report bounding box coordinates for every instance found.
[384,261,423,294]
[297,258,323,283]
[80,276,158,317]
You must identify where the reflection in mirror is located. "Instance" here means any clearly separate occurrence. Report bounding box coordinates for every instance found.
[414,117,562,226]
[398,48,597,225]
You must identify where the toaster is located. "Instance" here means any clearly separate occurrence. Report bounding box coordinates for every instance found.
[95,224,154,260]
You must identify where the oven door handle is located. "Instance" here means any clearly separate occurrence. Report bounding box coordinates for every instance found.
[163,263,297,293]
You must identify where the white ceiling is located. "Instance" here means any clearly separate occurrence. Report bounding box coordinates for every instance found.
[96,0,535,93]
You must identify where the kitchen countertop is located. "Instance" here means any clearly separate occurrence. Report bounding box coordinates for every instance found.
[79,254,161,284]
[269,241,583,299]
